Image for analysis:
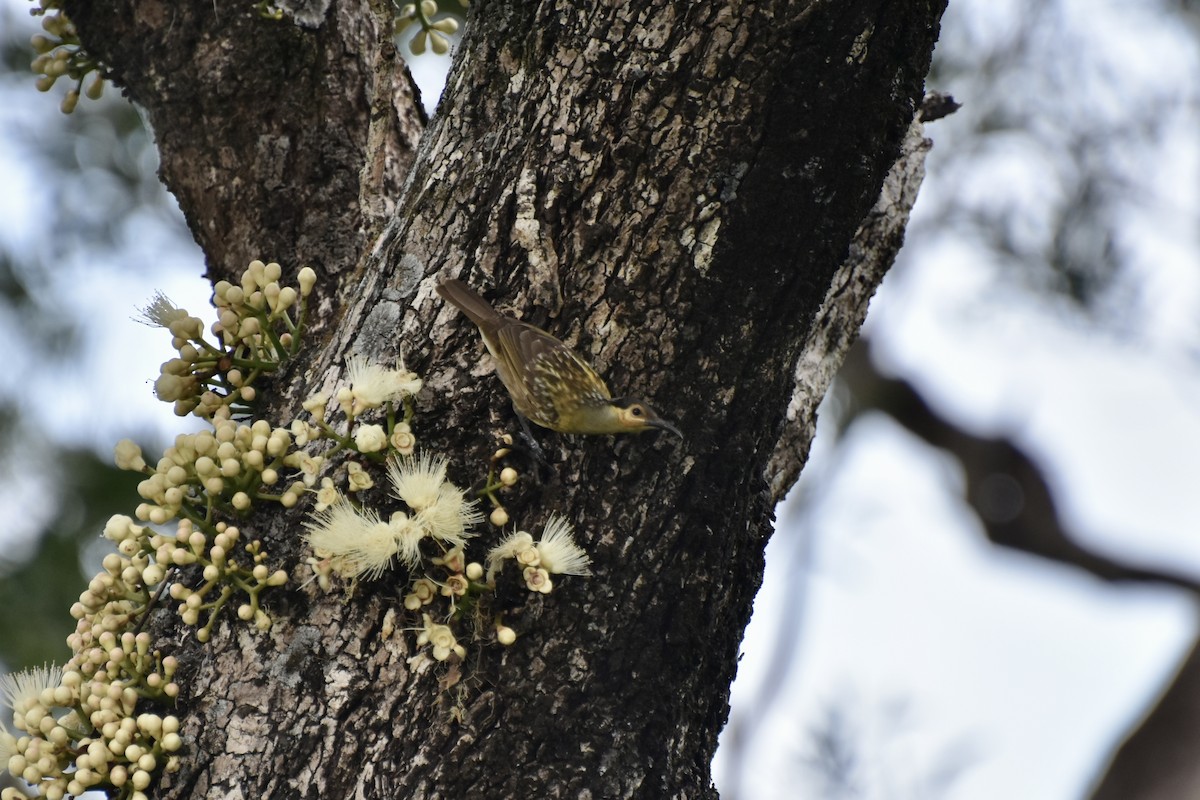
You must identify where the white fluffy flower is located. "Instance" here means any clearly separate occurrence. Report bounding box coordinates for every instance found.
[534,515,592,576]
[387,453,447,511]
[0,663,62,715]
[305,501,398,581]
[346,355,424,413]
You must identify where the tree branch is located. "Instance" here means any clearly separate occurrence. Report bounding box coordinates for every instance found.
[62,0,425,290]
[840,342,1200,594]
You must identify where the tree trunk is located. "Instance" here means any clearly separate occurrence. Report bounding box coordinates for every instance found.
[60,0,947,796]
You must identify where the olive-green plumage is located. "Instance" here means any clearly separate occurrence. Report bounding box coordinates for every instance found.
[436,279,681,437]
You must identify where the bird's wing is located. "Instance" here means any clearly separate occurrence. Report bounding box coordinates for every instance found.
[494,321,611,428]
[493,321,561,425]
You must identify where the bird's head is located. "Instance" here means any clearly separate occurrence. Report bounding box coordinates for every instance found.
[609,398,683,438]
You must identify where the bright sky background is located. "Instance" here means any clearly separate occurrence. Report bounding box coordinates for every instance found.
[716,1,1200,796]
[2,1,1198,798]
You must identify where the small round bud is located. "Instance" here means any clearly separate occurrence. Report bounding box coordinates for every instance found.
[298,267,317,296]
[489,507,509,527]
[410,29,427,55]
[277,286,297,309]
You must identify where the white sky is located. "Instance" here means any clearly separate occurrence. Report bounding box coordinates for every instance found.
[2,1,1199,798]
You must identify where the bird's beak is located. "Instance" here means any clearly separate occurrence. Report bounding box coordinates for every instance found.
[647,417,683,438]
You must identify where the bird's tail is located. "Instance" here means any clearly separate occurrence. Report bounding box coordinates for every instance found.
[436,279,504,330]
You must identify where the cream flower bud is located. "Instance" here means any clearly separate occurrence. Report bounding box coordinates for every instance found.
[114,440,146,471]
[303,391,328,416]
[390,428,416,455]
[298,267,317,296]
[523,566,552,594]
[442,574,469,597]
[346,462,374,492]
[354,424,388,453]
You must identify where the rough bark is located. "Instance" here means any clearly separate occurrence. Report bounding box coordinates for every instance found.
[61,0,946,797]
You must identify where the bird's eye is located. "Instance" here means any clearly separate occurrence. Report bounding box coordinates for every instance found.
[631,406,644,417]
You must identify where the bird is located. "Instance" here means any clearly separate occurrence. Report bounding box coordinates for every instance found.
[436,279,681,439]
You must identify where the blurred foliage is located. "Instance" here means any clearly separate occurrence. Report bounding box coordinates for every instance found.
[0,9,189,670]
[0,6,190,361]
[916,0,1200,318]
[0,444,143,668]
[798,698,975,800]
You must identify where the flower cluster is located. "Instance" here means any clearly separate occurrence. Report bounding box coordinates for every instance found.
[394,0,465,56]
[283,355,424,502]
[486,515,593,593]
[0,262,317,799]
[302,420,595,664]
[141,260,315,419]
[472,435,521,527]
[84,514,286,644]
[0,654,182,799]
[305,454,482,586]
[122,419,310,526]
[27,0,106,114]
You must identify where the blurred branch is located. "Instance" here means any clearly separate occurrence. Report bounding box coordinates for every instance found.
[839,340,1200,595]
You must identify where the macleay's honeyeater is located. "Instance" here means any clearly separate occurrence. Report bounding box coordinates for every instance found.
[437,279,681,438]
